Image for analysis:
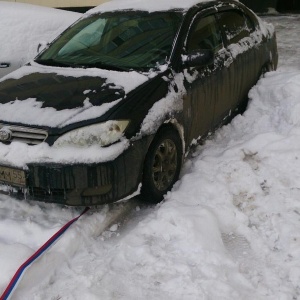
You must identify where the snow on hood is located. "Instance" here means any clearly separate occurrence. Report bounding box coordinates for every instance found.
[88,0,213,14]
[0,98,123,129]
[0,63,149,128]
[0,62,148,95]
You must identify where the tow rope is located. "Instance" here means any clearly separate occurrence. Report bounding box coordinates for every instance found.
[0,207,90,300]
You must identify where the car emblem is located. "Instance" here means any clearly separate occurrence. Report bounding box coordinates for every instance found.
[0,127,12,142]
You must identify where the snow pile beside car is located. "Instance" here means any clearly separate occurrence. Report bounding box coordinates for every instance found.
[0,2,80,77]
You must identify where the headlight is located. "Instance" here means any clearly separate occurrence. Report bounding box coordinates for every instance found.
[53,120,130,148]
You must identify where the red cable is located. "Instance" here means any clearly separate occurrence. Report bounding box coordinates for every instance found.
[0,207,90,300]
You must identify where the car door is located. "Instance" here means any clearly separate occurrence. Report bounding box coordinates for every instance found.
[182,10,232,146]
[216,7,259,113]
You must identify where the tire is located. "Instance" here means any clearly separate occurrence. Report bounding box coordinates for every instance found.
[141,127,183,203]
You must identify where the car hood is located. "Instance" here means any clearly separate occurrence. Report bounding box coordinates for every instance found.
[0,63,149,128]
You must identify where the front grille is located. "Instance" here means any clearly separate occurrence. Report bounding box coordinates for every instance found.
[29,187,66,198]
[27,187,68,204]
[0,123,48,145]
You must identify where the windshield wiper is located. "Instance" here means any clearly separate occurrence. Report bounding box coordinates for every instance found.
[35,58,72,68]
[35,58,131,71]
[84,61,130,72]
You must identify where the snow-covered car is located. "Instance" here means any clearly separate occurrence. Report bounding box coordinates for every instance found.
[0,0,277,206]
[0,2,81,78]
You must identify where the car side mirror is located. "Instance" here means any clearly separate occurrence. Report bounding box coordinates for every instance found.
[183,49,214,68]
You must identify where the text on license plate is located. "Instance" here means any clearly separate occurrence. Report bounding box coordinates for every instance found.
[0,166,26,186]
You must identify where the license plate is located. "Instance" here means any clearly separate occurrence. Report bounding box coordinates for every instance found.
[0,166,26,186]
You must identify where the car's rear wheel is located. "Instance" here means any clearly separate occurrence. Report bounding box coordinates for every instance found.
[141,127,182,203]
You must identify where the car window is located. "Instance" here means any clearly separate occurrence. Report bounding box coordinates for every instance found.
[36,12,182,71]
[58,18,106,57]
[217,10,252,45]
[187,15,223,53]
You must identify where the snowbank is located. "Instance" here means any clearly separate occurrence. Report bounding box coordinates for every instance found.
[0,2,80,77]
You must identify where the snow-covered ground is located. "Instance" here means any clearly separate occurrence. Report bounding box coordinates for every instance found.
[1,13,300,300]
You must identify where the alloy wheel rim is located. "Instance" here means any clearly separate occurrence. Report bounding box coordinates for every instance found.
[152,139,178,191]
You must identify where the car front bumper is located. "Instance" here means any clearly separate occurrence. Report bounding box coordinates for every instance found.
[0,136,152,206]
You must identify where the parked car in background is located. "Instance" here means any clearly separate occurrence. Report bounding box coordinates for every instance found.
[0,2,81,78]
[0,0,277,206]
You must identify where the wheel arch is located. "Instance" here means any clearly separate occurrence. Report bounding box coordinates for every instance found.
[160,119,186,158]
[140,120,184,203]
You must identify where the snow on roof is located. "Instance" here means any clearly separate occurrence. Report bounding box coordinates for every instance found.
[88,0,214,14]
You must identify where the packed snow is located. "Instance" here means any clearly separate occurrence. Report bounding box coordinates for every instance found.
[1,9,300,300]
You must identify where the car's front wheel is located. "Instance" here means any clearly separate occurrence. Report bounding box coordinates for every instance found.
[141,127,183,203]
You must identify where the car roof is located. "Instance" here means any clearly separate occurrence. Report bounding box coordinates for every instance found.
[87,0,220,14]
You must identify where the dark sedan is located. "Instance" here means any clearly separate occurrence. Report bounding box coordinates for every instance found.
[0,0,278,206]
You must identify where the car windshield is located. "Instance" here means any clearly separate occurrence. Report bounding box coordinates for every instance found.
[35,11,182,71]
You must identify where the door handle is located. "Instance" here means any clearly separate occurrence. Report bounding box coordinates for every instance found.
[0,63,10,68]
